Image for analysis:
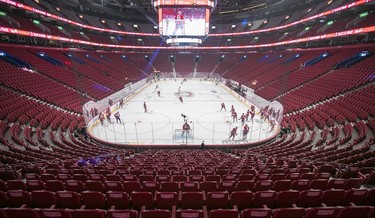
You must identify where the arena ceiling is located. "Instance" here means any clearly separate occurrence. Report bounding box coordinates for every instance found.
[83,0,273,17]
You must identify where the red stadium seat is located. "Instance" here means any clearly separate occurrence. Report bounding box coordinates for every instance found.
[252,191,276,208]
[181,191,205,209]
[85,180,104,192]
[337,206,372,218]
[107,210,138,218]
[206,191,229,210]
[200,181,218,193]
[160,181,179,192]
[71,209,106,218]
[175,209,205,218]
[8,190,33,207]
[6,180,27,191]
[241,208,272,218]
[304,207,340,218]
[65,180,85,193]
[131,191,154,210]
[321,189,346,206]
[31,190,57,208]
[2,208,40,218]
[229,191,252,210]
[81,191,106,209]
[56,191,82,209]
[297,190,323,207]
[26,180,46,191]
[181,181,199,192]
[106,191,130,209]
[141,209,172,218]
[46,180,65,192]
[273,208,305,218]
[209,209,239,218]
[156,192,178,210]
[38,209,73,218]
[274,190,300,208]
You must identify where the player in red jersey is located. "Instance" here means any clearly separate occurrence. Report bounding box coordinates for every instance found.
[174,10,185,35]
[228,127,238,140]
[99,113,104,125]
[182,121,191,137]
[220,102,226,111]
[243,124,250,140]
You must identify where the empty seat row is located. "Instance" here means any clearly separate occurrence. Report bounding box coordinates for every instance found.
[1,188,374,210]
[1,206,374,218]
[1,177,365,193]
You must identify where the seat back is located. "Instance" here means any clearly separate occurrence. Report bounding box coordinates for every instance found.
[156,192,178,210]
[273,208,305,218]
[106,191,130,209]
[81,191,106,209]
[297,190,322,207]
[131,191,154,210]
[252,191,276,208]
[8,190,33,207]
[56,191,82,209]
[181,191,204,209]
[31,190,57,208]
[3,208,40,218]
[209,209,239,218]
[241,208,272,218]
[141,209,171,218]
[107,210,138,218]
[229,191,252,210]
[274,190,300,208]
[176,210,205,218]
[206,191,229,210]
[71,209,106,218]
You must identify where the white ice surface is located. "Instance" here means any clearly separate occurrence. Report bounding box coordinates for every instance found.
[89,79,277,145]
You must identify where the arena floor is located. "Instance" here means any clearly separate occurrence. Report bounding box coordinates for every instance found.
[88,79,278,145]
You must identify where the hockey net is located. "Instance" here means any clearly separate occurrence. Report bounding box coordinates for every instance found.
[174,129,194,140]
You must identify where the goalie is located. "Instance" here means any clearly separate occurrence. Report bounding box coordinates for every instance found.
[182,121,191,137]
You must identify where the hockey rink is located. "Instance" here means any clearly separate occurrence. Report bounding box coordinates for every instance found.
[88,79,278,145]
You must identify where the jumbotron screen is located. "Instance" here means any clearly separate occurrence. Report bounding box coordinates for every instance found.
[159,8,210,36]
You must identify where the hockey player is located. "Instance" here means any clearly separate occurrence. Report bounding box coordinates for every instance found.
[157,90,161,97]
[143,102,147,113]
[90,108,95,117]
[232,111,238,122]
[119,99,124,108]
[179,96,183,103]
[114,111,121,123]
[270,120,276,132]
[250,105,255,113]
[182,121,191,137]
[99,113,104,125]
[230,105,235,113]
[243,124,249,140]
[240,113,246,126]
[220,102,226,111]
[228,127,238,140]
[250,110,255,122]
[106,109,111,123]
[246,109,250,121]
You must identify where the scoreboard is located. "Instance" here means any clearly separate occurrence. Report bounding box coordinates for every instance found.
[154,0,214,7]
[153,0,215,46]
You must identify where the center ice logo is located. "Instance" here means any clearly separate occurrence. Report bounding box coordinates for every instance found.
[174,91,194,97]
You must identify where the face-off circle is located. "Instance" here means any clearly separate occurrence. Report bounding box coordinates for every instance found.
[174,91,194,97]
